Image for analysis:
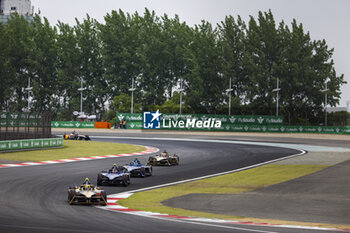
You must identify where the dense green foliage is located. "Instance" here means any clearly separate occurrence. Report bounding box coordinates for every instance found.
[0,10,346,125]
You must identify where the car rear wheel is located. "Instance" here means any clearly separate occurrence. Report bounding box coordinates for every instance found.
[97,174,103,185]
[148,157,156,166]
[122,175,129,186]
[101,192,107,206]
[140,167,146,177]
[68,190,75,204]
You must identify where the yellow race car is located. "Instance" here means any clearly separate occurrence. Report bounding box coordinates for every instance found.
[68,181,107,205]
[147,150,179,166]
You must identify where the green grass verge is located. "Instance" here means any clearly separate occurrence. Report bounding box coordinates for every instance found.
[119,164,327,220]
[0,140,146,162]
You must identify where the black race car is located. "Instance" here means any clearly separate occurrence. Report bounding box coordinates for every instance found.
[63,131,91,141]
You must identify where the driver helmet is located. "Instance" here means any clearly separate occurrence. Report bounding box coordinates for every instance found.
[133,158,140,165]
[112,163,118,173]
[83,178,90,187]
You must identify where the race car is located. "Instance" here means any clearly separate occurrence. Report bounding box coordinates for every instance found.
[97,164,131,186]
[68,178,107,205]
[147,150,179,166]
[63,131,91,141]
[123,158,152,177]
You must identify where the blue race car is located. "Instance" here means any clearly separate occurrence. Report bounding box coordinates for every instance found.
[97,164,131,186]
[123,158,153,177]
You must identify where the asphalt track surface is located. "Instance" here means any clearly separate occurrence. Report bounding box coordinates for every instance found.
[0,133,342,233]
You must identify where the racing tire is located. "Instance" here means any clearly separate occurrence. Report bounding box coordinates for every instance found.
[146,167,152,176]
[122,175,129,186]
[101,191,107,206]
[97,174,103,186]
[140,167,146,177]
[68,190,75,204]
[148,157,156,166]
[67,191,72,202]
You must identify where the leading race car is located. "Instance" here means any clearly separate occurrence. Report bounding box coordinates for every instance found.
[97,164,131,186]
[147,150,179,166]
[68,178,107,205]
[123,158,152,177]
[63,131,91,141]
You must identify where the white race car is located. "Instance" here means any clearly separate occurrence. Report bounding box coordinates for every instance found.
[123,158,152,177]
[97,164,131,186]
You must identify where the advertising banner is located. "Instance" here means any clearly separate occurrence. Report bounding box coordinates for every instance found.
[0,138,63,152]
[51,121,95,128]
[115,112,350,134]
[116,113,284,129]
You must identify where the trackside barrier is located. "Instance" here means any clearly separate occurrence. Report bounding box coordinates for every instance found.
[115,113,350,134]
[51,121,95,128]
[0,138,63,152]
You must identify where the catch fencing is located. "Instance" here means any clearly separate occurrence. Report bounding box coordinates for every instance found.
[0,112,52,141]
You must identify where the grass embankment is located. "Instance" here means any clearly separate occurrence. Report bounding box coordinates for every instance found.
[120,164,327,220]
[0,140,146,162]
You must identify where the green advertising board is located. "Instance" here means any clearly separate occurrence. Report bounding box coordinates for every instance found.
[0,138,63,152]
[116,113,284,130]
[162,114,283,125]
[116,113,350,134]
[116,113,143,129]
[51,121,95,128]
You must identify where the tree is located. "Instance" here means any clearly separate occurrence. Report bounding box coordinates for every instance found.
[244,10,282,115]
[185,21,224,114]
[110,93,141,113]
[29,15,59,112]
[0,10,345,124]
[218,15,248,112]
[156,91,189,113]
[0,22,9,110]
[56,21,80,119]
[74,15,106,114]
[3,14,34,112]
[100,10,142,103]
[276,19,346,124]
